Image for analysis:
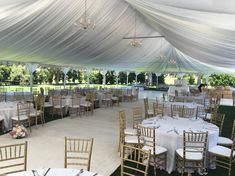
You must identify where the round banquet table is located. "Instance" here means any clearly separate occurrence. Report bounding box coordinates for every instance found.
[142,116,219,174]
[8,168,100,176]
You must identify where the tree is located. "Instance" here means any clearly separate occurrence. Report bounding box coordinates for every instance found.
[9,64,30,85]
[209,74,235,87]
[119,72,127,84]
[128,72,135,84]
[106,71,115,84]
[90,71,103,84]
[152,74,165,85]
[137,73,145,84]
[0,65,11,84]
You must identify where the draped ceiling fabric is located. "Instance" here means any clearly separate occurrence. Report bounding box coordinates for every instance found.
[0,0,234,74]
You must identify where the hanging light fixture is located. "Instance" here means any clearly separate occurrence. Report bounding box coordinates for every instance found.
[129,10,142,47]
[74,0,95,30]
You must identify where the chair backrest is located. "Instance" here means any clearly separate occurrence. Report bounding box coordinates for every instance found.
[196,106,206,119]
[230,119,235,140]
[52,96,62,107]
[121,144,150,176]
[138,125,156,155]
[153,102,164,117]
[71,96,81,107]
[144,98,149,118]
[183,131,208,161]
[0,142,27,175]
[132,107,143,128]
[171,104,184,117]
[119,111,126,145]
[183,107,195,118]
[64,137,93,171]
[17,102,30,121]
[210,113,225,135]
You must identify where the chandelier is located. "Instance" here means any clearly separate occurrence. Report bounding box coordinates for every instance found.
[74,0,95,30]
[129,10,142,47]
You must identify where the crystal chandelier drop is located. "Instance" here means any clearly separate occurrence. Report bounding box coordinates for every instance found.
[129,10,142,47]
[74,0,95,30]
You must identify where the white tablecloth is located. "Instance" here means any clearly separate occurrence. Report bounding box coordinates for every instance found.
[168,86,189,96]
[8,168,101,176]
[142,116,219,173]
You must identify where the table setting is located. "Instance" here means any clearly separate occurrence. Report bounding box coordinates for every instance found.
[142,116,219,173]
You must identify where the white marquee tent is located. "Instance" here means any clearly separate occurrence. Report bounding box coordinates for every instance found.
[0,0,234,74]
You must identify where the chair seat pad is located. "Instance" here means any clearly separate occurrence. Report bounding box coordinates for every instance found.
[69,105,80,108]
[53,105,65,108]
[125,135,139,144]
[44,102,53,108]
[217,137,233,146]
[29,110,43,117]
[176,148,203,161]
[124,128,137,135]
[102,98,111,101]
[11,115,29,121]
[80,102,91,107]
[148,109,154,115]
[208,145,235,158]
[142,145,167,155]
[111,97,118,100]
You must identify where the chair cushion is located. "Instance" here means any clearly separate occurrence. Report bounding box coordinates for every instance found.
[125,135,138,144]
[44,102,53,108]
[208,145,235,158]
[29,110,42,117]
[206,113,212,120]
[11,115,29,121]
[69,105,80,108]
[80,102,91,107]
[124,128,137,136]
[142,145,167,155]
[54,105,65,108]
[217,137,233,146]
[176,148,203,161]
[111,97,118,100]
[148,109,154,115]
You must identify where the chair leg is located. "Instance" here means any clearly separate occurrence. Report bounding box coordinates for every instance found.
[28,118,31,132]
[164,152,167,170]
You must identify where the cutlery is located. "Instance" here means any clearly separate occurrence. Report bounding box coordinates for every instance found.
[32,170,36,176]
[174,128,179,135]
[44,168,51,176]
[75,169,84,176]
[92,173,98,176]
[167,129,173,133]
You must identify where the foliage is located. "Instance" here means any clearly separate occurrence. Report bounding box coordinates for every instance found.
[119,72,127,84]
[209,74,235,87]
[9,64,30,85]
[152,74,165,85]
[137,73,145,84]
[0,65,11,84]
[106,71,116,84]
[90,71,103,84]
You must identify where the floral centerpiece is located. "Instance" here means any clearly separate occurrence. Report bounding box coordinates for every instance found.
[10,125,28,139]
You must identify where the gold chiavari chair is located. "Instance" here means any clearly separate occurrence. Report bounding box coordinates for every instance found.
[11,102,31,132]
[121,144,150,176]
[132,107,143,129]
[217,119,235,147]
[119,111,138,152]
[182,107,195,118]
[64,137,93,171]
[102,92,112,108]
[175,131,208,176]
[171,104,184,118]
[210,113,225,135]
[80,93,94,116]
[0,93,5,102]
[138,125,167,176]
[30,95,45,127]
[144,98,154,119]
[0,142,28,175]
[0,118,4,132]
[52,96,65,119]
[153,102,164,117]
[196,106,207,120]
[69,95,81,117]
[208,135,235,176]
